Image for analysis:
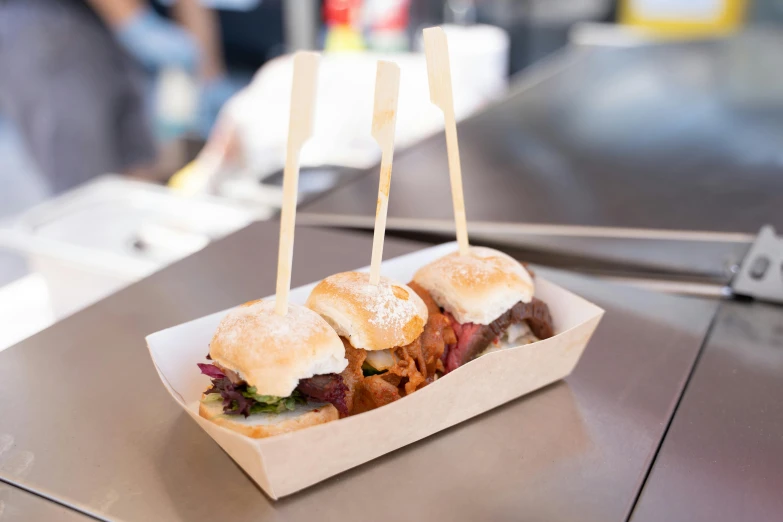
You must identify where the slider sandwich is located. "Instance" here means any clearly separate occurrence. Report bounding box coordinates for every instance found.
[306,272,455,414]
[413,247,555,373]
[197,300,350,438]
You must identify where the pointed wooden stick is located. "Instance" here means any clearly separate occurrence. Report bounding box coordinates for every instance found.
[423,26,470,256]
[275,52,320,315]
[369,61,401,285]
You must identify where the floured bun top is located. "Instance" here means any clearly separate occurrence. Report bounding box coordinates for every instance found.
[209,300,347,397]
[413,246,534,325]
[305,272,428,351]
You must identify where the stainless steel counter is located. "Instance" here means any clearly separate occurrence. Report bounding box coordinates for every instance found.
[0,483,91,521]
[298,39,782,284]
[302,42,783,234]
[632,300,783,522]
[0,222,717,521]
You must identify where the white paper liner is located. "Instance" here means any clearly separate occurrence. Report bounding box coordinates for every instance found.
[147,243,604,498]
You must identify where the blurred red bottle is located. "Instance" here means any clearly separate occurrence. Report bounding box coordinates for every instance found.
[324,0,365,51]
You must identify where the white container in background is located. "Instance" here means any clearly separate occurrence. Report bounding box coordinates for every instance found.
[417,24,510,102]
[0,176,261,319]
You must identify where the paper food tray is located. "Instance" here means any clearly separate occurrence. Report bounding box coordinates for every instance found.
[147,243,604,499]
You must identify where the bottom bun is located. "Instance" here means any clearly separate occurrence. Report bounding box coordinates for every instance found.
[198,396,339,438]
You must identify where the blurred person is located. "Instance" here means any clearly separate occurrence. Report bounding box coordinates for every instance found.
[0,0,234,193]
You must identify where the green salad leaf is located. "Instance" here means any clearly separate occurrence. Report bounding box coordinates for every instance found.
[361,362,383,377]
[240,387,307,414]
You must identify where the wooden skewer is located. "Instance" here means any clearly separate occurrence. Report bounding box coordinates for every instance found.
[423,26,470,256]
[275,52,320,316]
[369,61,401,285]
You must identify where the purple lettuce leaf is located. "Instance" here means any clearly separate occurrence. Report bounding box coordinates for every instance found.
[197,363,225,379]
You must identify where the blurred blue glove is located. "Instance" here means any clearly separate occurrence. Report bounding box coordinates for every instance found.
[197,75,244,139]
[115,8,199,72]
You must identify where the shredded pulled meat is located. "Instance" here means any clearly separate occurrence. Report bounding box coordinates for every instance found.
[339,340,367,414]
[333,283,457,414]
[382,282,457,395]
[408,280,441,316]
[388,338,427,395]
[352,375,401,414]
[443,297,555,373]
[409,281,456,376]
[338,342,403,414]
[419,313,455,375]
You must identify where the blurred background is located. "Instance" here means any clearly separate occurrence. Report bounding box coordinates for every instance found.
[1,0,782,349]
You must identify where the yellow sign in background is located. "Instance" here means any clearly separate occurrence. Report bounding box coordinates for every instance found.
[620,0,747,37]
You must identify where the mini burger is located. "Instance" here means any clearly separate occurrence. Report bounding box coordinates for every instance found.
[197,300,350,438]
[413,246,555,373]
[306,272,455,414]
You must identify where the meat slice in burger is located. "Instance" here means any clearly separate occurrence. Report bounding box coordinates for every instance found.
[412,246,555,373]
[197,300,350,438]
[306,271,453,414]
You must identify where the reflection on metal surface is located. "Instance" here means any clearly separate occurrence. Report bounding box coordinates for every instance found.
[0,484,91,521]
[276,383,593,521]
[632,301,783,522]
[595,276,728,298]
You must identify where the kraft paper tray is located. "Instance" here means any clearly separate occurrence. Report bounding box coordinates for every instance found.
[147,243,604,499]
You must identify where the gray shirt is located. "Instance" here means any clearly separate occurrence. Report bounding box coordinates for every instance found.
[0,0,156,193]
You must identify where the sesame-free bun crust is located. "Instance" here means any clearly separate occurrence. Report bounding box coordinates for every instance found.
[413,246,534,325]
[209,301,347,397]
[306,272,427,351]
[199,397,339,439]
